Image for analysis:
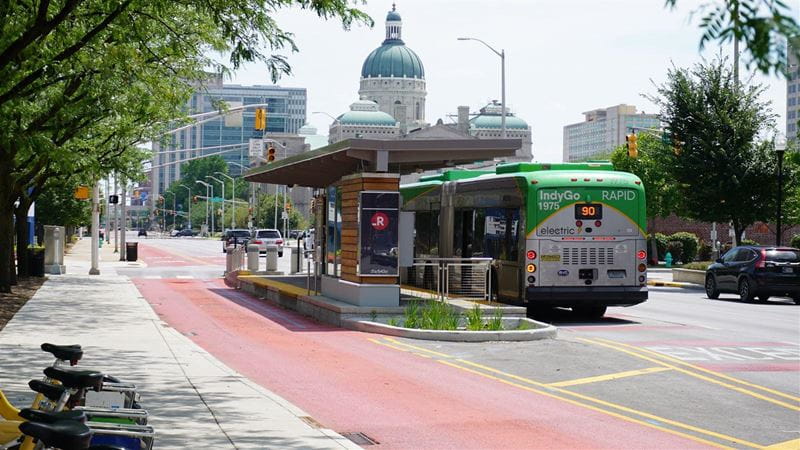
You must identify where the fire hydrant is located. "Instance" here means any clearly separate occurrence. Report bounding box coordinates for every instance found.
[665,251,673,268]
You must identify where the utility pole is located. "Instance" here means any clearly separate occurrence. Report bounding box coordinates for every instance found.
[104,178,110,243]
[90,181,100,275]
[113,175,118,253]
[119,179,127,261]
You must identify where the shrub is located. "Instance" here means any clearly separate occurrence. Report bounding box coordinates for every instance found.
[791,234,800,249]
[669,232,699,263]
[740,239,759,246]
[420,301,459,330]
[650,233,670,260]
[697,240,713,261]
[486,308,504,331]
[465,305,484,331]
[666,241,683,264]
[682,261,711,271]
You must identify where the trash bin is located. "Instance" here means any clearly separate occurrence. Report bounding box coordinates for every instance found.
[27,248,45,277]
[126,242,138,262]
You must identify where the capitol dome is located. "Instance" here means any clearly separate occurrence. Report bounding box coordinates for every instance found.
[337,100,397,126]
[360,5,424,80]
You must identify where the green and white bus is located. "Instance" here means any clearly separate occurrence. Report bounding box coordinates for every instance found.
[400,162,648,317]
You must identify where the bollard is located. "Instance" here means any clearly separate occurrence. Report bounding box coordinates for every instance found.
[266,245,278,272]
[225,245,235,273]
[247,244,260,272]
[290,247,300,274]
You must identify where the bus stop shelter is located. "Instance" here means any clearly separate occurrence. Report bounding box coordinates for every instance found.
[244,138,521,307]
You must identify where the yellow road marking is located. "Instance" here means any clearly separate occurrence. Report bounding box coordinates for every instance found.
[580,338,800,412]
[594,338,800,403]
[378,337,761,448]
[547,366,671,387]
[764,438,800,449]
[368,338,432,357]
[436,360,734,449]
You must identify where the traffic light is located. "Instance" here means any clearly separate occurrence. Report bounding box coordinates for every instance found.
[255,108,267,131]
[192,195,198,204]
[285,202,292,212]
[267,146,276,162]
[626,133,638,158]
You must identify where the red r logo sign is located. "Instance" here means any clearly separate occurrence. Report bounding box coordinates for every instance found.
[371,212,389,231]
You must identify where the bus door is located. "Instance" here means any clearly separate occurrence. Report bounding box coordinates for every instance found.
[484,208,521,301]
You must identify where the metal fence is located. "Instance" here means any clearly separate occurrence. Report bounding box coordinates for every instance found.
[407,257,492,301]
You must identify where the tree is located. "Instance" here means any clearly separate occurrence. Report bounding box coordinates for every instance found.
[610,134,683,225]
[0,0,369,292]
[665,0,800,75]
[648,56,783,244]
[253,193,306,232]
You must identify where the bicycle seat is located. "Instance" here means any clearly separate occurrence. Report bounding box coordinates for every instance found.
[18,419,92,449]
[41,343,83,363]
[29,379,67,402]
[44,367,104,391]
[18,408,86,423]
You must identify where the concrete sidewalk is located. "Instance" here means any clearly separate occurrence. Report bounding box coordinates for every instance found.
[0,238,358,449]
[647,268,704,289]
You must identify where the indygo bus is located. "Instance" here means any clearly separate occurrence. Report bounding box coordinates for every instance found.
[400,162,648,318]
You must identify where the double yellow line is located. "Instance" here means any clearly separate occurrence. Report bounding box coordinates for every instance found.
[370,336,799,449]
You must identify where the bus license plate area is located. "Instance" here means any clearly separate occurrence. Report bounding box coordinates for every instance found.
[579,269,597,280]
[607,269,627,279]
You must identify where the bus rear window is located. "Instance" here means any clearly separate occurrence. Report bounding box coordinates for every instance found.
[766,250,800,263]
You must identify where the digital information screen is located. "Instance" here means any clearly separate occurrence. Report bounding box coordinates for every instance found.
[574,203,603,220]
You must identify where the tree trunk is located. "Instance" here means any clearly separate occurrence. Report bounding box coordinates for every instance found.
[14,200,31,278]
[647,217,659,265]
[732,221,744,246]
[0,207,15,293]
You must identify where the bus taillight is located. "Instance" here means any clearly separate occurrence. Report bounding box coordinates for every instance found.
[526,250,536,260]
[637,250,647,260]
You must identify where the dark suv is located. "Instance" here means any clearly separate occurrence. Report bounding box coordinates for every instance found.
[705,246,800,303]
[222,229,251,252]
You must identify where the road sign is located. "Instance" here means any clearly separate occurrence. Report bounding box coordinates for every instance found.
[281,211,288,219]
[371,212,389,231]
[248,138,264,157]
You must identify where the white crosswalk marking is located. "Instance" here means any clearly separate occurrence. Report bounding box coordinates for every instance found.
[143,275,161,279]
[176,275,194,279]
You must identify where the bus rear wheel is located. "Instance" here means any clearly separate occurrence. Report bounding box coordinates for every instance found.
[573,305,607,319]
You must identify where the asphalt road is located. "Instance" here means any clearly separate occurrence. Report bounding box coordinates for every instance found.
[122,237,800,449]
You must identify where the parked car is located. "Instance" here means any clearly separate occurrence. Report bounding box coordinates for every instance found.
[176,229,195,237]
[170,229,180,237]
[288,229,302,240]
[222,229,251,252]
[250,229,284,257]
[137,229,147,237]
[705,246,800,303]
[302,228,315,251]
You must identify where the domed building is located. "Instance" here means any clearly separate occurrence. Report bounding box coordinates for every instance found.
[328,99,400,143]
[357,4,426,131]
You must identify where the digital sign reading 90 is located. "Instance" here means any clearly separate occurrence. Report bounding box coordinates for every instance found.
[574,203,603,220]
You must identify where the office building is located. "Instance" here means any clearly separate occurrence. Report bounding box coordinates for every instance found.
[562,104,660,162]
[788,38,799,141]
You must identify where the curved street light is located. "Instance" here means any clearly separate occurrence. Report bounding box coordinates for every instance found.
[458,37,506,138]
[196,180,212,234]
[216,172,236,229]
[313,111,343,143]
[207,175,225,233]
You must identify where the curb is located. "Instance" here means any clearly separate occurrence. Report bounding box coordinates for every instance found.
[647,280,704,290]
[342,318,557,342]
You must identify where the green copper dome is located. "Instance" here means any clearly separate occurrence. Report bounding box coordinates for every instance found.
[361,42,425,79]
[337,110,397,126]
[386,10,401,21]
[470,115,529,130]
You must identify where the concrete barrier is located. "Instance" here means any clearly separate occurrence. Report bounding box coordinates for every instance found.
[672,268,705,285]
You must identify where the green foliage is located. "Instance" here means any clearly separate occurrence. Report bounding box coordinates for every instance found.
[790,234,800,249]
[420,301,459,331]
[36,182,91,227]
[369,310,377,322]
[403,301,421,329]
[697,241,713,261]
[515,320,532,331]
[465,305,484,331]
[740,238,760,246]
[650,233,670,260]
[666,241,684,263]
[611,134,682,220]
[253,193,306,231]
[669,232,700,262]
[682,261,712,271]
[665,0,800,75]
[486,308,504,331]
[387,317,399,327]
[648,56,788,244]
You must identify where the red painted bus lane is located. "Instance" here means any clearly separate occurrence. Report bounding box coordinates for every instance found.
[134,278,714,449]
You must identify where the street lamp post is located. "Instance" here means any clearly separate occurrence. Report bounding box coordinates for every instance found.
[196,180,212,235]
[230,162,254,229]
[207,176,225,232]
[216,172,236,229]
[178,184,192,230]
[313,111,343,143]
[458,37,506,138]
[775,137,787,246]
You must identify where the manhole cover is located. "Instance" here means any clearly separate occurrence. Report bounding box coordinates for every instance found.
[341,432,379,446]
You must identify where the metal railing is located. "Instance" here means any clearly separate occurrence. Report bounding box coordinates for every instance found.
[407,257,492,301]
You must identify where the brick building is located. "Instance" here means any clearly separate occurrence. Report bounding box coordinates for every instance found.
[652,215,800,248]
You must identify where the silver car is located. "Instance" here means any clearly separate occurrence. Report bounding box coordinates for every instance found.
[251,229,284,257]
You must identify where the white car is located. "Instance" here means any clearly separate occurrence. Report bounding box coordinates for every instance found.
[251,229,284,257]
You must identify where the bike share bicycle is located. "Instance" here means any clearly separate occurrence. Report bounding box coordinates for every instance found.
[0,343,155,449]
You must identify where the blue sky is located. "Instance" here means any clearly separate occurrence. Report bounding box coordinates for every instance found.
[227,0,793,162]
